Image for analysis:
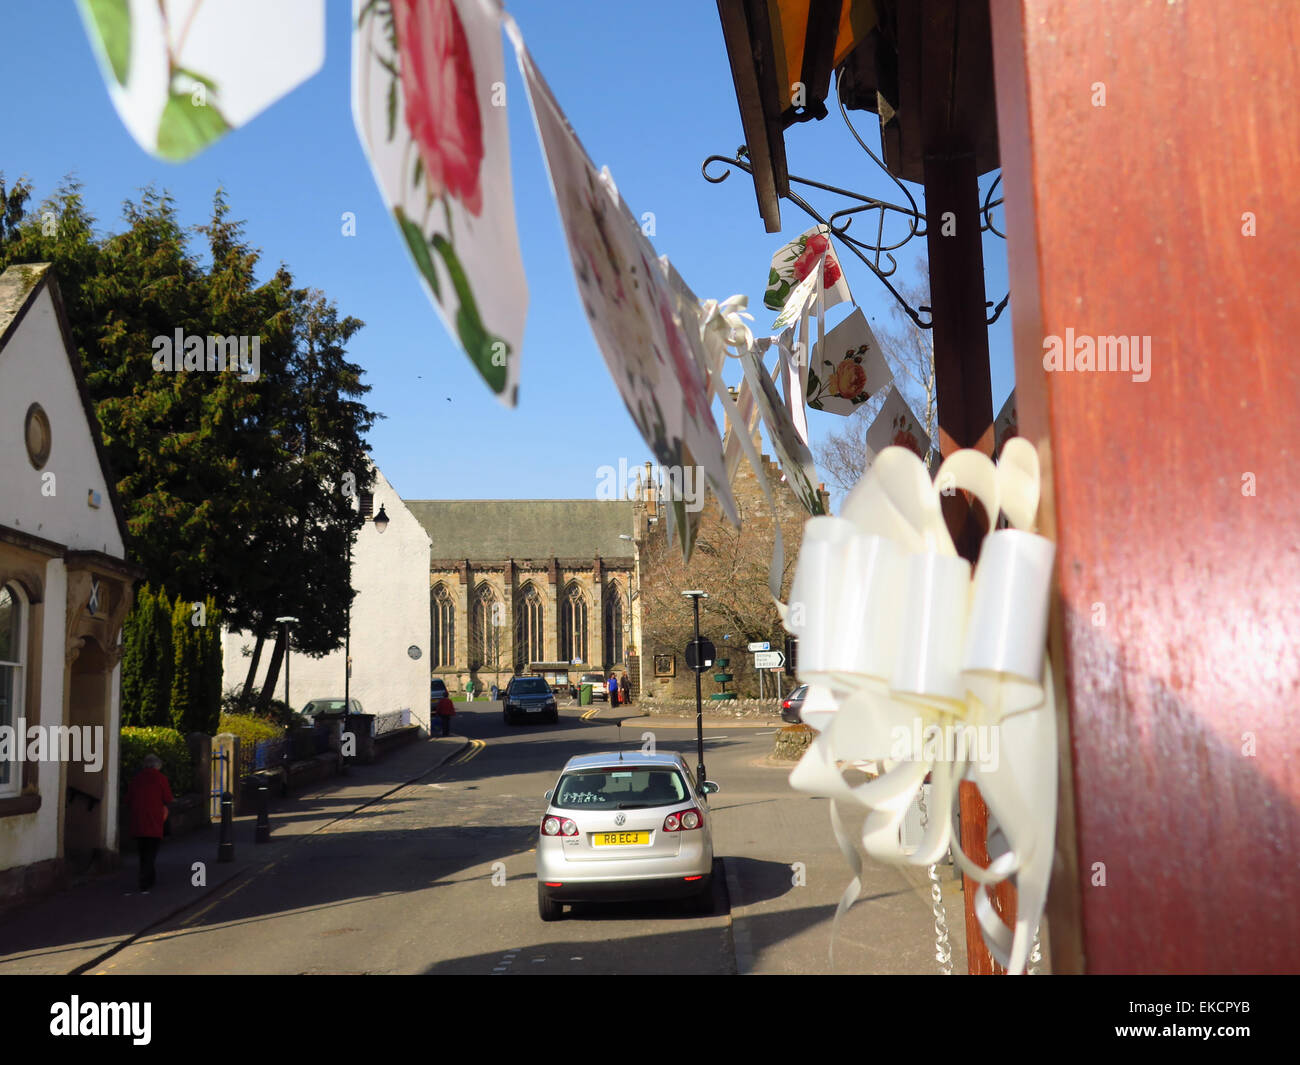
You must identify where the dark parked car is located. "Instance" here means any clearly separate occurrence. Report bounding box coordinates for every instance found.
[780,684,808,724]
[298,697,363,726]
[430,678,449,702]
[503,675,559,725]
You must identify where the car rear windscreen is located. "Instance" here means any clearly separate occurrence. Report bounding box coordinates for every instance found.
[552,768,688,809]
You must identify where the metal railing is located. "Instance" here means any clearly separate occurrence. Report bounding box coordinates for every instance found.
[374,708,411,736]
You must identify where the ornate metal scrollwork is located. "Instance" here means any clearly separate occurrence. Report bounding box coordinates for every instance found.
[704,77,1011,328]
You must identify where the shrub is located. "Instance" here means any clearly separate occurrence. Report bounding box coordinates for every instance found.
[217,713,284,748]
[120,726,194,796]
[222,689,295,729]
[121,585,173,727]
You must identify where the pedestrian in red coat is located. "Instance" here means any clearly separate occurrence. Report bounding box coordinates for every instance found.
[125,754,173,893]
[435,695,456,737]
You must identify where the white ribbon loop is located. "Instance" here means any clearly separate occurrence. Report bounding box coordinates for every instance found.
[786,437,1057,974]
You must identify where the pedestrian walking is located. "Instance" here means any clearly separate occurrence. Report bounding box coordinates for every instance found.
[125,753,173,894]
[607,673,619,705]
[620,671,631,705]
[435,694,456,737]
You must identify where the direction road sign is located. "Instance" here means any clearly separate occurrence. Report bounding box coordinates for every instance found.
[753,650,785,669]
[685,637,717,672]
[747,641,770,652]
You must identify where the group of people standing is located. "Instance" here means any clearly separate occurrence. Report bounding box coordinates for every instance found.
[607,671,631,705]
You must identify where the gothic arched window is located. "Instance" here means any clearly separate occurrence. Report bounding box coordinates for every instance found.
[430,584,455,669]
[471,584,502,670]
[604,581,623,667]
[559,583,588,664]
[515,583,544,667]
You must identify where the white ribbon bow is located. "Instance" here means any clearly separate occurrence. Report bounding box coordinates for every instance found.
[784,438,1056,974]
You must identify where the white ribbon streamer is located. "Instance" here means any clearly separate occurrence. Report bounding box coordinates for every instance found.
[786,437,1057,974]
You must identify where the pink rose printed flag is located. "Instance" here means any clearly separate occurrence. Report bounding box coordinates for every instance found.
[864,384,931,464]
[763,225,852,313]
[353,0,528,404]
[509,21,736,551]
[739,339,827,517]
[77,0,325,160]
[807,307,892,416]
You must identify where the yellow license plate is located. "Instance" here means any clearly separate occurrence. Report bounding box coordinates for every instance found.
[592,831,650,846]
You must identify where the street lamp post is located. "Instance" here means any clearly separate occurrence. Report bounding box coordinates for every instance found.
[275,616,298,714]
[618,533,643,698]
[682,590,708,785]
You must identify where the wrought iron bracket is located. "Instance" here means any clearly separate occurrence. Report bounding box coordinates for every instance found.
[703,78,1010,329]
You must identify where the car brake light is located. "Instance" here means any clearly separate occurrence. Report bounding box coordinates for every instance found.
[561,818,578,836]
[663,808,703,832]
[542,816,560,835]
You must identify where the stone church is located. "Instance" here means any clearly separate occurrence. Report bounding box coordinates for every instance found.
[408,478,656,697]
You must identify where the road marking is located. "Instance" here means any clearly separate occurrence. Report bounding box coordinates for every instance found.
[448,739,486,765]
[178,862,272,928]
[581,705,602,720]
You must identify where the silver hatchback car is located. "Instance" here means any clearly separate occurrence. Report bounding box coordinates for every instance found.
[536,751,720,920]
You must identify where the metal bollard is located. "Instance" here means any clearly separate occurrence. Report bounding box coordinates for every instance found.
[255,785,270,844]
[217,791,234,862]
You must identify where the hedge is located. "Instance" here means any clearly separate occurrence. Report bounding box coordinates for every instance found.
[217,713,284,748]
[120,726,194,796]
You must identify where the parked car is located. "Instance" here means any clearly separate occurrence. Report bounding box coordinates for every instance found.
[298,697,363,725]
[780,684,809,724]
[580,671,608,701]
[430,678,449,703]
[503,675,558,725]
[536,751,720,921]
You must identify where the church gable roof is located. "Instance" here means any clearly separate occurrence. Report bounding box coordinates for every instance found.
[406,500,636,562]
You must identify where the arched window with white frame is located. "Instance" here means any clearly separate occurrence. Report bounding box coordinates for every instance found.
[0,583,27,799]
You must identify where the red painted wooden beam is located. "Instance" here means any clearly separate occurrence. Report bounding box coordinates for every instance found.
[990,0,1300,973]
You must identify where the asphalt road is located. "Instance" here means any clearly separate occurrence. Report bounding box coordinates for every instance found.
[87,703,754,976]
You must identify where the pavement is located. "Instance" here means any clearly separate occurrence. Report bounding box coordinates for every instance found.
[0,734,471,975]
[0,706,969,975]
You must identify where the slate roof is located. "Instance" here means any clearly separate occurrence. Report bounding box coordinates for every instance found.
[406,500,637,561]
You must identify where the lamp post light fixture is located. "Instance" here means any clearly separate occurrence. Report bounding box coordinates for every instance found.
[682,590,709,786]
[275,616,298,714]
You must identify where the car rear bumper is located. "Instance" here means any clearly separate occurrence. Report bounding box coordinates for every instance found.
[538,872,711,903]
[536,837,712,888]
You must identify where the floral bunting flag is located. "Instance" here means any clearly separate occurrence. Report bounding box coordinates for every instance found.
[739,339,827,516]
[807,307,892,415]
[763,224,852,313]
[353,0,528,404]
[659,256,720,386]
[865,384,930,463]
[77,0,325,161]
[509,21,737,550]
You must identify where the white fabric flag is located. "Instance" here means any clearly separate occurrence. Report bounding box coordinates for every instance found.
[808,307,893,415]
[78,0,325,160]
[353,0,528,404]
[865,384,931,464]
[764,225,852,313]
[510,20,736,545]
[739,339,827,516]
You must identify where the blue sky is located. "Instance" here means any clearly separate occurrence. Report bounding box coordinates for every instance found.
[3,0,1013,505]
